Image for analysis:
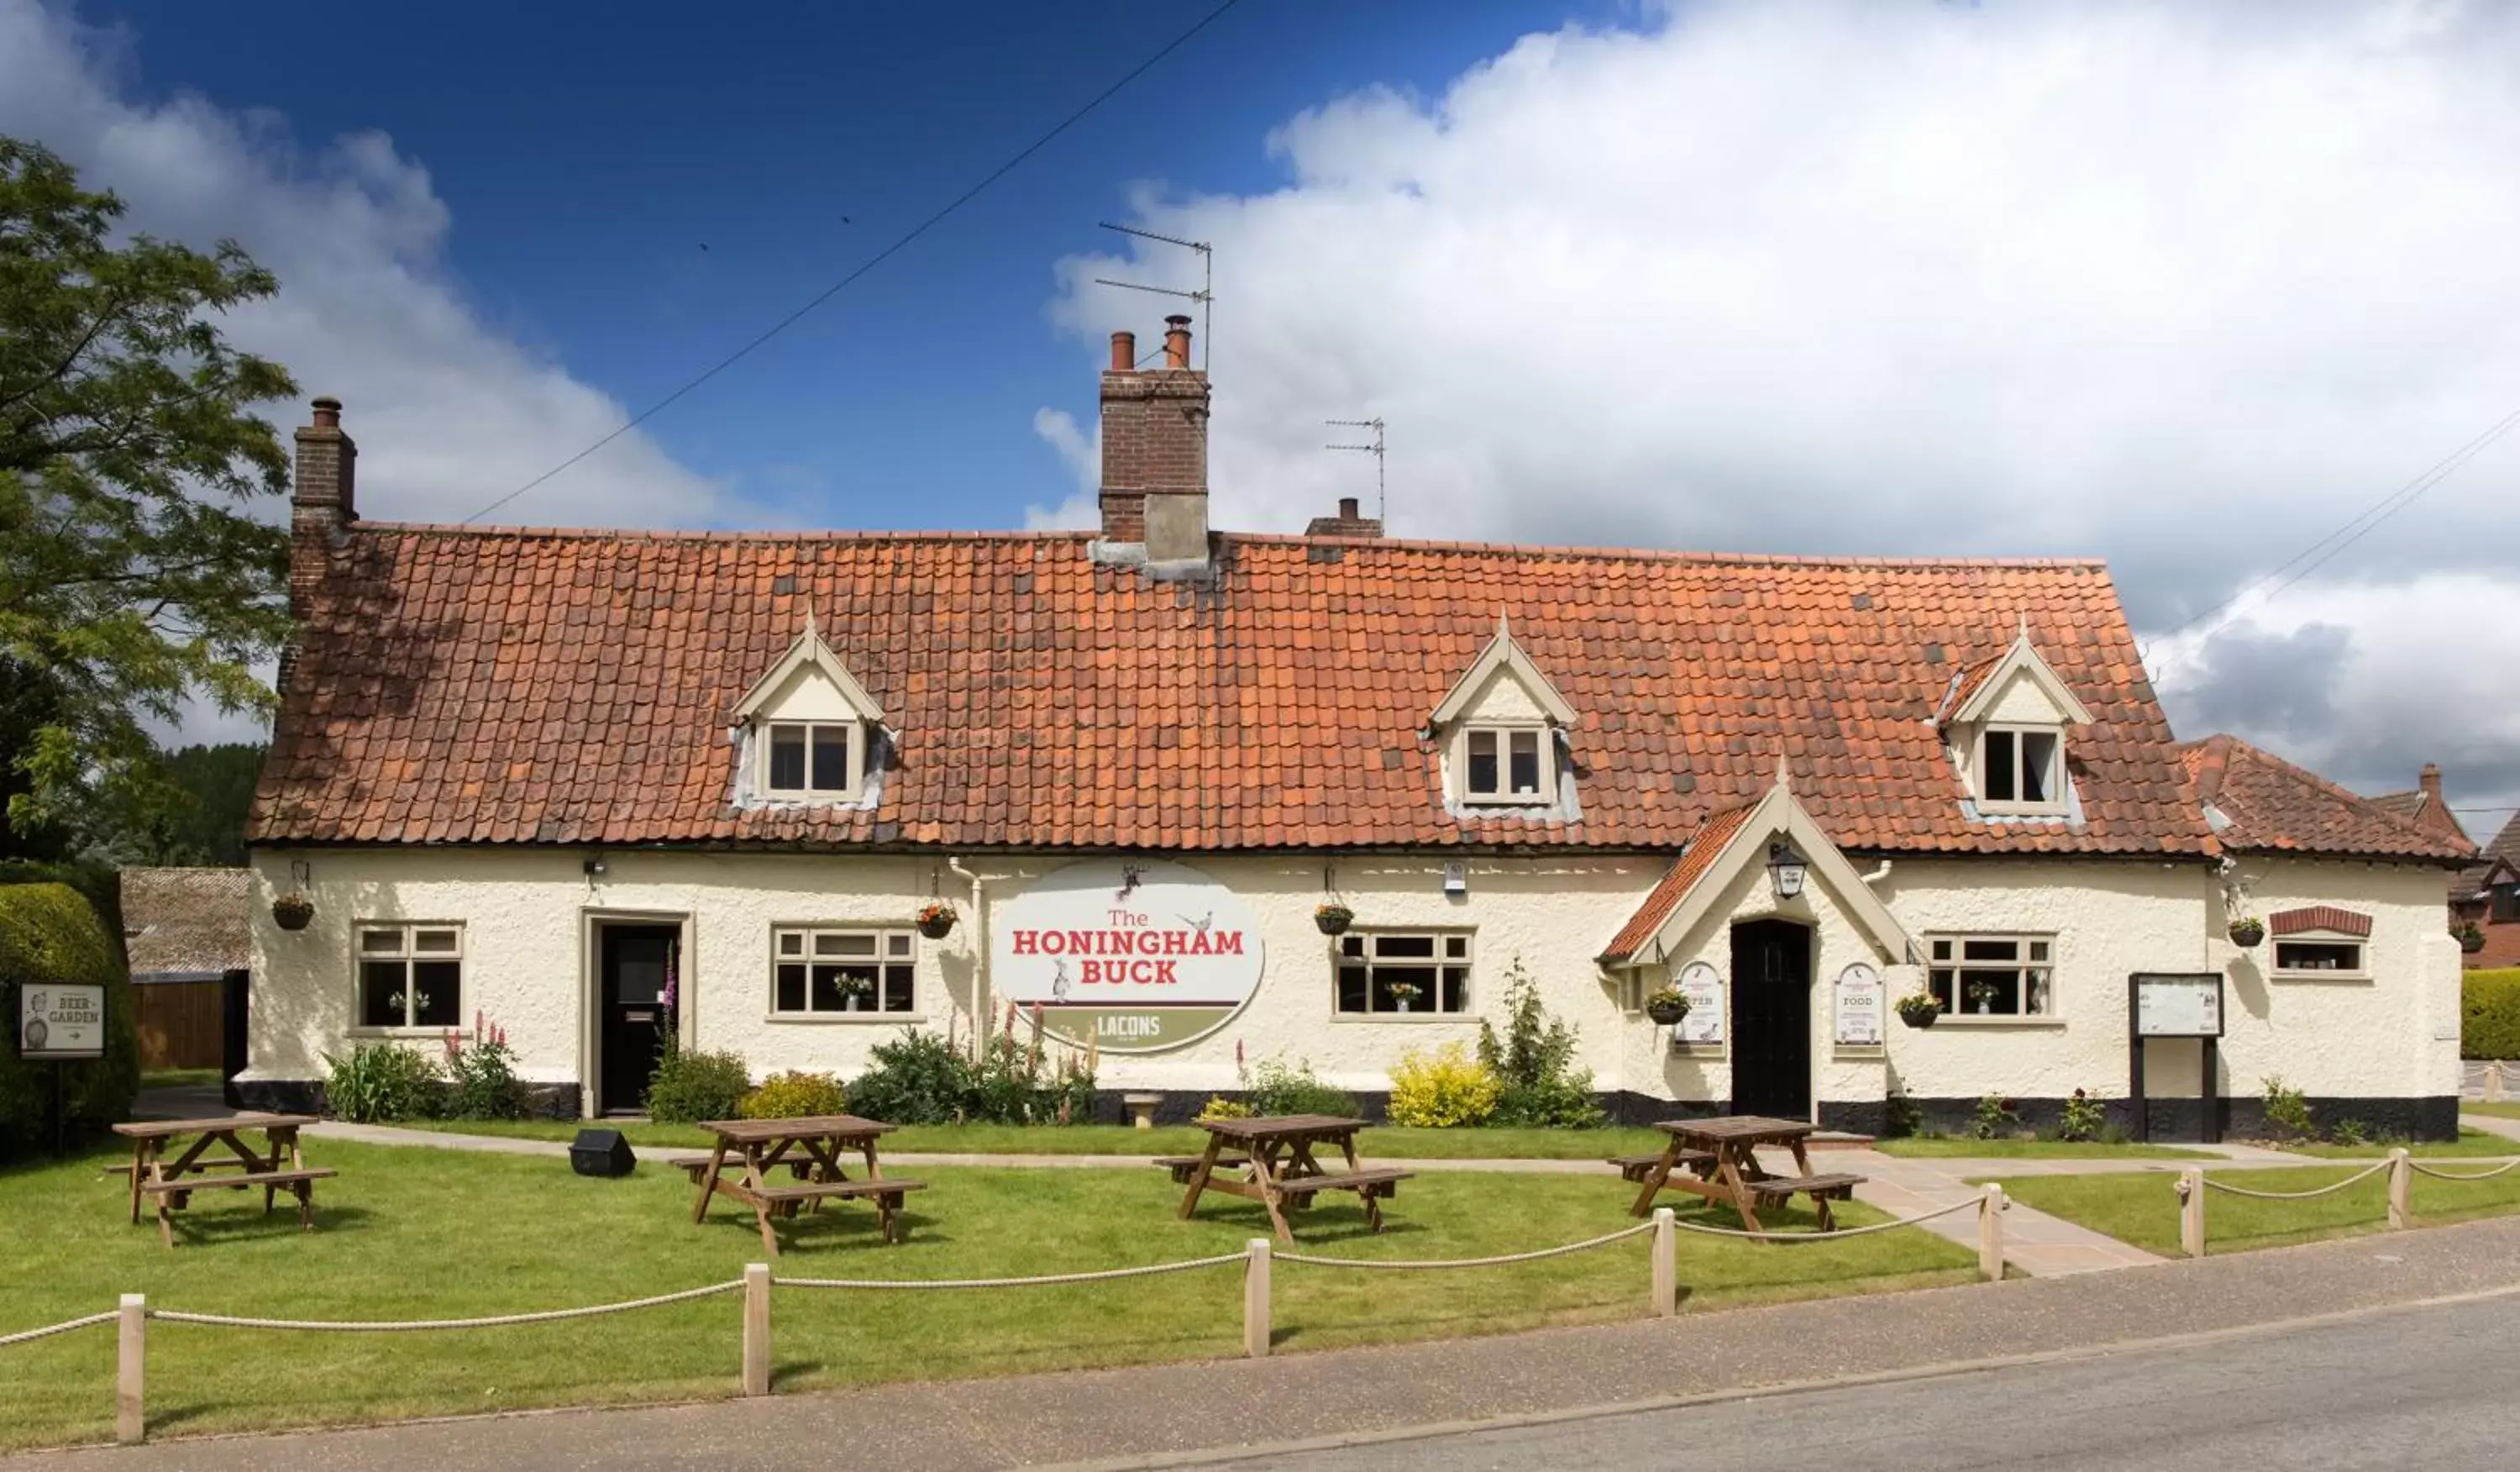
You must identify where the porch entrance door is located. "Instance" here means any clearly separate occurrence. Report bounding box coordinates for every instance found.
[1729,919,1813,1119]
[598,925,679,1116]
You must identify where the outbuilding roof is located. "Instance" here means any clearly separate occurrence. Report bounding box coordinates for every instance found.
[2177,735,2473,864]
[253,525,2213,855]
[119,867,250,979]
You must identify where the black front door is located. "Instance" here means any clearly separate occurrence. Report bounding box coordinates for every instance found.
[1730,919,1812,1119]
[599,926,678,1115]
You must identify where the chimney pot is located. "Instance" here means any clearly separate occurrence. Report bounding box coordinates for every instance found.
[1110,331,1136,371]
[310,396,342,428]
[1163,314,1193,369]
[1339,497,1360,519]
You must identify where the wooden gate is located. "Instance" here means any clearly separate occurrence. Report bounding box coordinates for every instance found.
[135,980,225,1070]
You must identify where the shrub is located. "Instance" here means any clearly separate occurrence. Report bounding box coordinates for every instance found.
[1882,1085,1924,1139]
[440,1017,526,1120]
[1477,957,1604,1128]
[1197,1096,1254,1120]
[1967,1094,2019,1140]
[643,1048,751,1124]
[738,1070,848,1120]
[323,1043,443,1123]
[1387,1042,1501,1128]
[1243,1055,1357,1117]
[2055,1088,2106,1143]
[2463,970,2520,1059]
[0,878,138,1153]
[845,1031,973,1125]
[2328,1117,2370,1148]
[2260,1074,2314,1140]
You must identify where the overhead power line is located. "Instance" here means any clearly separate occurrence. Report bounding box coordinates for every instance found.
[2157,403,2520,649]
[464,0,1246,524]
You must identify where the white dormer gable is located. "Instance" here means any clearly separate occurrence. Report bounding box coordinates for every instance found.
[734,610,885,803]
[1431,614,1578,810]
[1940,620,2090,820]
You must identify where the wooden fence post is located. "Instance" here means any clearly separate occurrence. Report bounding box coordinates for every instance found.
[742,1263,771,1397]
[1651,1207,1677,1317]
[2386,1148,2412,1231]
[1243,1238,1272,1358]
[117,1293,145,1445]
[2179,1167,2207,1259]
[1977,1185,2006,1282]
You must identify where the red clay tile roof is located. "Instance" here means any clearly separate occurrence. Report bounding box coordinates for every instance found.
[253,526,2216,855]
[2268,905,2371,938]
[2460,812,2520,899]
[1935,652,2005,724]
[2368,788,2474,848]
[2177,735,2473,863]
[1599,803,1756,961]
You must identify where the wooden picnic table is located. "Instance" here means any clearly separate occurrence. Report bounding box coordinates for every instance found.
[1622,1115,1864,1233]
[1168,1114,1414,1244]
[109,1113,333,1248]
[686,1115,927,1256]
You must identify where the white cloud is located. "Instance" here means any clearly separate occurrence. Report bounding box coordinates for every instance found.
[1023,407,1100,529]
[0,0,732,532]
[1046,0,2520,821]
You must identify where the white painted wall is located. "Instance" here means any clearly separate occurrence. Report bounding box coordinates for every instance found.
[244,843,2459,1114]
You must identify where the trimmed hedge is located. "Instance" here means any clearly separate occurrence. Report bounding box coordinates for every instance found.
[1,880,139,1153]
[2465,969,2520,1060]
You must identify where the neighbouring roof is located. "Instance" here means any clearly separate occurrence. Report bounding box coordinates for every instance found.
[2460,812,2520,900]
[119,867,249,978]
[2367,787,2474,849]
[252,527,2216,854]
[2177,736,2474,864]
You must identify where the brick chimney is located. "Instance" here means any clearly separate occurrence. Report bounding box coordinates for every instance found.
[1305,496,1383,539]
[1097,315,1210,567]
[2420,763,2444,803]
[291,397,357,541]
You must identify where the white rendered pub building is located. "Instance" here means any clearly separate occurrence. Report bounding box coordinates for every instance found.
[244,320,2473,1138]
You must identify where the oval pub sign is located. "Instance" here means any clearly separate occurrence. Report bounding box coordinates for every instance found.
[994,860,1264,1053]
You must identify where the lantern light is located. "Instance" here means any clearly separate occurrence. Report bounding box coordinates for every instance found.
[1767,841,1809,901]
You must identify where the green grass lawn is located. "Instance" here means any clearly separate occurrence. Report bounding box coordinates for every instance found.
[2462,1101,2520,1121]
[0,1139,1972,1450]
[1991,1159,2520,1258]
[1874,1137,2214,1160]
[391,1117,1678,1161]
[138,1069,222,1090]
[2275,1129,2520,1159]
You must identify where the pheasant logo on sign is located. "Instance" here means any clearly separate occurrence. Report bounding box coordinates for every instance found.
[995,860,1265,1052]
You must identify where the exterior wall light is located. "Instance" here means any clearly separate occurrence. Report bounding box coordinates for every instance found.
[1767,842,1808,901]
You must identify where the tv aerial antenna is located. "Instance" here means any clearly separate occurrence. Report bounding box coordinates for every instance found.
[1325,418,1386,522]
[1094,222,1212,370]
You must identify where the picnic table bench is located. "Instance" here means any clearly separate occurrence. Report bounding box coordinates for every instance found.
[1169,1115,1415,1243]
[688,1115,926,1256]
[1622,1116,1866,1233]
[110,1114,333,1248]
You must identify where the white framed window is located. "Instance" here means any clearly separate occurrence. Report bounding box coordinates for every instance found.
[761,720,864,799]
[1928,934,2055,1018]
[2272,936,2365,977]
[355,923,464,1030]
[771,927,915,1016]
[1976,727,2065,814]
[1336,931,1473,1016]
[1462,724,1550,804]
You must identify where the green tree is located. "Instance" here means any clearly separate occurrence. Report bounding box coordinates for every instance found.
[0,136,296,849]
[87,741,268,866]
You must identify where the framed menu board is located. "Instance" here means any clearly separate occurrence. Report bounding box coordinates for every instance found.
[2132,973,2223,1038]
[1673,962,1725,1047]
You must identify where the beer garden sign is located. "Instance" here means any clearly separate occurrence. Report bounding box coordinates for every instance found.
[994,860,1265,1052]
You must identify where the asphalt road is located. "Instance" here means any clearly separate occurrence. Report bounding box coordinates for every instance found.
[1193,1294,2520,1472]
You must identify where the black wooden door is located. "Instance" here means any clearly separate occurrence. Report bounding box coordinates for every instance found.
[1730,919,1812,1119]
[599,927,678,1115]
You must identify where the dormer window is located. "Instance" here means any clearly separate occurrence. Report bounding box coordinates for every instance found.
[1429,614,1578,815]
[1463,725,1550,804]
[1977,727,2062,813]
[733,609,887,809]
[764,721,864,799]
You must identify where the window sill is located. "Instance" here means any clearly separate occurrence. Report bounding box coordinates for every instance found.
[1974,803,2071,819]
[764,1012,926,1025]
[1932,1015,2066,1028]
[2270,972,2372,984]
[1331,1012,1474,1023]
[346,1026,465,1039]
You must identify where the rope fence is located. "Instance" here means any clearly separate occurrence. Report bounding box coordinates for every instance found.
[774,1254,1246,1291]
[149,1280,746,1332]
[0,1312,116,1349]
[2461,1059,2516,1102]
[2171,1146,2520,1257]
[1276,1219,1655,1270]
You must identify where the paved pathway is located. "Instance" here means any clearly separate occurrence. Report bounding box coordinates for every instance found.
[14,1214,2520,1471]
[2462,1111,2520,1144]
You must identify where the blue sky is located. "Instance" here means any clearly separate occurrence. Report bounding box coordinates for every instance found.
[76,0,1625,530]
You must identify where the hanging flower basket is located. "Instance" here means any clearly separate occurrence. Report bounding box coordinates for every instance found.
[1895,992,1943,1030]
[2228,917,2266,949]
[1645,986,1690,1026]
[1314,902,1354,936]
[271,894,315,932]
[914,901,958,940]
